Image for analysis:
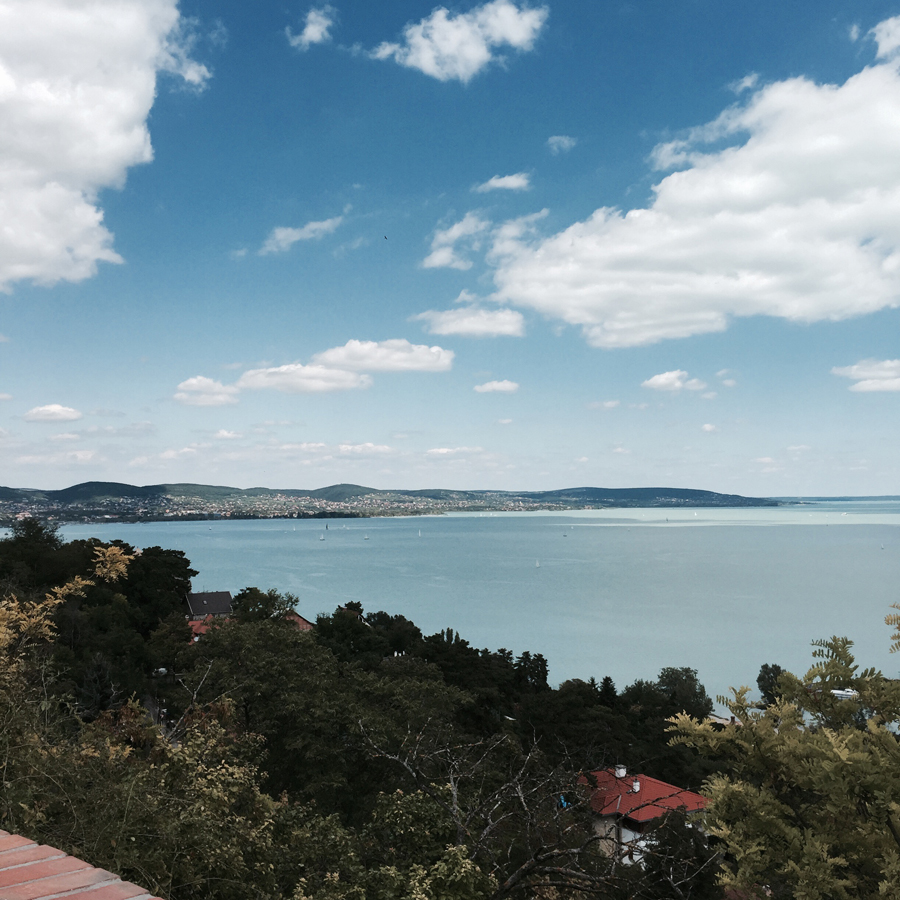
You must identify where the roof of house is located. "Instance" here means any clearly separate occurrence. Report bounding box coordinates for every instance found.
[285,611,314,631]
[586,768,706,824]
[188,615,216,640]
[0,830,163,900]
[186,590,232,617]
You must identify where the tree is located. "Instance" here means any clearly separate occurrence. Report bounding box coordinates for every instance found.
[671,629,900,898]
[231,586,298,622]
[755,662,784,707]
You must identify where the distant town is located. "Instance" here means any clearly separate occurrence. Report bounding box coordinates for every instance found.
[0,481,781,525]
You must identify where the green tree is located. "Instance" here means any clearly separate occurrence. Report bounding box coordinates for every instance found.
[231,586,298,622]
[755,662,785,707]
[671,630,900,898]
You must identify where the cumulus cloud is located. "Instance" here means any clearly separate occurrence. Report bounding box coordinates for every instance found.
[214,429,242,439]
[174,376,239,406]
[872,17,900,58]
[641,370,707,392]
[0,0,209,291]
[24,404,83,422]
[488,33,900,347]
[474,172,530,192]
[259,217,343,254]
[49,432,80,441]
[178,339,454,403]
[371,0,547,84]
[474,379,518,393]
[0,393,11,401]
[423,212,490,270]
[286,6,336,50]
[701,423,718,432]
[547,135,576,154]
[237,364,371,393]
[313,339,454,372]
[413,305,524,336]
[832,358,900,391]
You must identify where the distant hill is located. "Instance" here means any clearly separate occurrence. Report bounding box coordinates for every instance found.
[0,480,783,524]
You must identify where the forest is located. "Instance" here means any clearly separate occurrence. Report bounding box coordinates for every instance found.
[2,519,900,899]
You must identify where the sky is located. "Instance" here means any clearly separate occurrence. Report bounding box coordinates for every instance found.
[2,0,900,495]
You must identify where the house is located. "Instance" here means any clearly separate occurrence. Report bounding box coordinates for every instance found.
[585,765,706,864]
[285,611,314,631]
[0,829,163,899]
[185,590,233,620]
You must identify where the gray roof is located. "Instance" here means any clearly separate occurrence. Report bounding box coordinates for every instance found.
[186,590,232,618]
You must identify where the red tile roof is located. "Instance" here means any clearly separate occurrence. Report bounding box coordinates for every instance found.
[0,831,163,900]
[188,614,216,639]
[586,769,706,824]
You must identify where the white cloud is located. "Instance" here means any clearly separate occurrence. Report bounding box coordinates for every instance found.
[214,429,242,439]
[371,0,547,84]
[701,423,718,432]
[259,217,343,254]
[423,212,490,270]
[0,393,11,401]
[488,39,900,347]
[237,364,371,393]
[426,446,483,456]
[547,135,576,154]
[872,16,900,58]
[729,73,759,94]
[174,376,239,406]
[338,442,393,455]
[701,391,717,400]
[413,305,524,336]
[587,400,619,409]
[160,446,198,459]
[17,449,96,465]
[0,0,208,291]
[474,172,530,192]
[24,404,83,422]
[641,370,707,392]
[498,418,513,424]
[286,6,336,50]
[313,338,454,372]
[474,379,518,393]
[832,358,900,391]
[49,432,80,441]
[755,456,775,463]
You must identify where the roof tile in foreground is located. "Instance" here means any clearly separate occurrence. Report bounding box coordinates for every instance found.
[0,831,163,900]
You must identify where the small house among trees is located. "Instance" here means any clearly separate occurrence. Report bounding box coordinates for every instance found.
[185,590,233,619]
[587,765,706,863]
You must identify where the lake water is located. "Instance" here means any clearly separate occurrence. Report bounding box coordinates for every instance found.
[60,501,900,704]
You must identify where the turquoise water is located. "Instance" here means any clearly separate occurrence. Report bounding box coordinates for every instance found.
[60,503,900,703]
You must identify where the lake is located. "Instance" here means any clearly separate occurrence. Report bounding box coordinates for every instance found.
[60,501,900,704]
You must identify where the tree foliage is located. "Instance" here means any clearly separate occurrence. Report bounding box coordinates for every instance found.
[671,633,900,899]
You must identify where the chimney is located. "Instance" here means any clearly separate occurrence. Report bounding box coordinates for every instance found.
[632,779,641,793]
[614,764,626,779]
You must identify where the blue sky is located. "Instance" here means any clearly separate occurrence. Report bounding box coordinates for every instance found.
[2,0,900,494]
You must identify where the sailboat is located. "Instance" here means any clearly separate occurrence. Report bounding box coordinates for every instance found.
[535,560,540,568]
[319,534,325,541]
